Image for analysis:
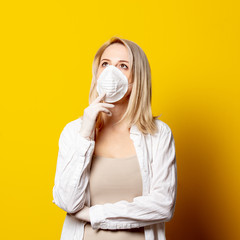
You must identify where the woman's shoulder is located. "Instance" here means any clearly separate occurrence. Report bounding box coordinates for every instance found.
[153,118,173,136]
[59,116,83,137]
[151,119,175,149]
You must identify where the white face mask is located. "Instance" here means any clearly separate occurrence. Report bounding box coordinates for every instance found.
[96,65,132,103]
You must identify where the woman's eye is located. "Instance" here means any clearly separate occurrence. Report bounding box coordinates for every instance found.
[102,62,109,67]
[120,64,128,69]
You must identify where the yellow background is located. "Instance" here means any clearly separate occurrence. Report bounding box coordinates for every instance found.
[1,0,239,239]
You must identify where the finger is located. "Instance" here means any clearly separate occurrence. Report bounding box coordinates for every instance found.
[98,103,115,108]
[92,92,106,105]
[98,107,112,116]
[91,93,105,105]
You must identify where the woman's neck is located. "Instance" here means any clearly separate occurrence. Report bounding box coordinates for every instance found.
[102,99,130,132]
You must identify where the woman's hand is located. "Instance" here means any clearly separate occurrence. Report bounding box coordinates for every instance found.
[79,92,115,140]
[70,206,90,222]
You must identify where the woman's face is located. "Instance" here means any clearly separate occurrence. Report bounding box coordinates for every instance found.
[96,43,132,84]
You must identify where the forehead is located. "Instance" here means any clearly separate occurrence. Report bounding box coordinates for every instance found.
[101,43,129,61]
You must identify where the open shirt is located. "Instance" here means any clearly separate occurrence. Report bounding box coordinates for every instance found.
[52,117,177,240]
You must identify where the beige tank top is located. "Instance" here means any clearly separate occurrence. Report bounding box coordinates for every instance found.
[83,154,145,240]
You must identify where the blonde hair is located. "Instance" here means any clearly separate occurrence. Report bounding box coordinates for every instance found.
[88,36,161,135]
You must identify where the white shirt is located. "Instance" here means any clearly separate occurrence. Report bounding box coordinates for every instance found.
[52,117,177,240]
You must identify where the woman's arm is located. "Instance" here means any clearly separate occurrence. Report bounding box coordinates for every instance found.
[52,93,114,214]
[88,124,177,230]
[52,119,95,214]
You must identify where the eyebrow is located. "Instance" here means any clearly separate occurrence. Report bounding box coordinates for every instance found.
[101,58,129,63]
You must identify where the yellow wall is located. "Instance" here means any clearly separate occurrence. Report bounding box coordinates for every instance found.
[1,1,239,239]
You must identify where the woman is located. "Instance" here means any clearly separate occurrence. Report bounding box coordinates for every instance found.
[52,36,177,240]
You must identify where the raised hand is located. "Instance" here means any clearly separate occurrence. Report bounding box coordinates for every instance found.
[79,92,115,140]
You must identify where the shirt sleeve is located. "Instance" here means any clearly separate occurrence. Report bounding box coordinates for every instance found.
[52,119,95,213]
[89,124,177,230]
